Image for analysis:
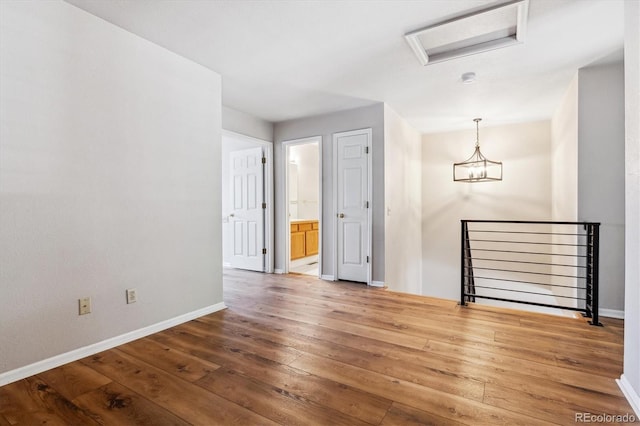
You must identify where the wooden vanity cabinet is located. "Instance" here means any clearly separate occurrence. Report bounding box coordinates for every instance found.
[290,220,319,260]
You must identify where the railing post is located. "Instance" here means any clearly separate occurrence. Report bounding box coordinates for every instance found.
[585,224,593,319]
[465,222,476,303]
[590,224,602,326]
[460,220,476,305]
[460,220,466,306]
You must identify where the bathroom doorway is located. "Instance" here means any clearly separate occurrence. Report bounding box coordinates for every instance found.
[284,137,321,277]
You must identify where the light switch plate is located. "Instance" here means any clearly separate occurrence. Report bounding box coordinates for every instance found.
[79,297,91,315]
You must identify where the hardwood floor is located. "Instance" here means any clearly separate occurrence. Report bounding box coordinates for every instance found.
[0,268,634,425]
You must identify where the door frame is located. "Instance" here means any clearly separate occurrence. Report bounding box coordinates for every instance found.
[332,128,373,285]
[222,129,274,273]
[282,136,322,276]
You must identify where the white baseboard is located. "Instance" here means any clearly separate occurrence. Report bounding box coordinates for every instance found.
[222,262,232,268]
[600,308,624,319]
[369,280,385,288]
[0,302,227,387]
[274,268,284,274]
[321,274,335,281]
[617,374,640,417]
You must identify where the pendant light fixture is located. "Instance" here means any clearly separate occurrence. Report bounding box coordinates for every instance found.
[453,118,502,182]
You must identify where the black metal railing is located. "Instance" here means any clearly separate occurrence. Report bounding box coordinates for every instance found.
[460,220,601,326]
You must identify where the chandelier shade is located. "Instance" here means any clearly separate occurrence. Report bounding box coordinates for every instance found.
[453,118,502,182]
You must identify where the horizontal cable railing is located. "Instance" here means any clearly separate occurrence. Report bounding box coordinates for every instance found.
[460,220,601,326]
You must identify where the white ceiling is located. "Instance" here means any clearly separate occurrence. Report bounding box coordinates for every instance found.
[65,0,624,134]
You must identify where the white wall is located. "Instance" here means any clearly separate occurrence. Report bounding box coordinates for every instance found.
[578,61,626,313]
[0,1,222,375]
[273,104,385,281]
[551,74,579,222]
[422,121,552,301]
[622,0,640,413]
[384,105,422,294]
[289,143,319,220]
[222,106,273,142]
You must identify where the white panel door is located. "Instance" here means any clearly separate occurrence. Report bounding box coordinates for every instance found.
[229,147,264,272]
[335,129,370,283]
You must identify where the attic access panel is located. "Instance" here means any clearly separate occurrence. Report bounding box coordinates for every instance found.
[405,0,529,65]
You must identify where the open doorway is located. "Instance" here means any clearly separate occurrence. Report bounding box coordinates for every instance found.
[284,137,321,277]
[222,130,273,273]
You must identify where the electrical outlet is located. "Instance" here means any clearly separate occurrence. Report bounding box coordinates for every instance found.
[79,297,91,315]
[126,288,137,304]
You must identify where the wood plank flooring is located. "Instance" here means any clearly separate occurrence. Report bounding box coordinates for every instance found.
[0,268,635,425]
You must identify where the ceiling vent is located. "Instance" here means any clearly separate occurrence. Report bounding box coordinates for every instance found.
[405,0,529,66]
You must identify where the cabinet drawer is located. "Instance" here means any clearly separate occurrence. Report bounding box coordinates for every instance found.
[298,223,313,231]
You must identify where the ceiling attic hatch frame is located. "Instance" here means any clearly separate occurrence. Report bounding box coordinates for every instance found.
[405,0,529,66]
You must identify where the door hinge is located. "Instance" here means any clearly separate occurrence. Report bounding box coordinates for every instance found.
[365,146,369,154]
[262,157,266,164]
[366,255,370,263]
[365,201,369,208]
[262,202,266,209]
[262,248,267,254]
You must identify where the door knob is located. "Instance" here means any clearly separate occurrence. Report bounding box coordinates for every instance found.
[338,213,345,218]
[229,213,235,217]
